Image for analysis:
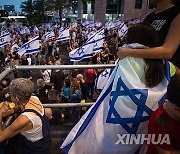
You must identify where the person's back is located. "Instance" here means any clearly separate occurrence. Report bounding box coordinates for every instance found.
[50,69,64,92]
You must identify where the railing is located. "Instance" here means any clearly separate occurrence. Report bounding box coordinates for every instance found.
[43,102,94,108]
[0,64,115,108]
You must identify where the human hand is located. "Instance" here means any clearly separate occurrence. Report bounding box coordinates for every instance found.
[117,47,127,60]
[0,102,11,116]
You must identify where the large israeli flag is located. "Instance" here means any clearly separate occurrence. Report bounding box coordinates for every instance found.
[0,33,11,47]
[61,47,171,153]
[18,36,40,57]
[57,28,70,42]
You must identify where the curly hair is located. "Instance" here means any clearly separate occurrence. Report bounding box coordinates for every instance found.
[9,78,34,104]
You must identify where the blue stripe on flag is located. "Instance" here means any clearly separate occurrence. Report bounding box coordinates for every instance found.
[85,37,105,46]
[57,36,69,41]
[62,81,114,153]
[21,37,40,49]
[70,53,93,61]
[93,47,104,52]
[25,48,40,54]
[0,33,9,38]
[0,41,10,46]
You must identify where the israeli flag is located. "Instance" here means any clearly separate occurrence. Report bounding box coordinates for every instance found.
[20,27,30,35]
[118,22,128,39]
[87,28,104,43]
[94,68,113,90]
[69,29,105,61]
[18,36,40,57]
[0,33,11,47]
[106,20,122,30]
[61,51,171,153]
[57,28,70,42]
[69,42,94,61]
[59,27,64,34]
[43,31,55,42]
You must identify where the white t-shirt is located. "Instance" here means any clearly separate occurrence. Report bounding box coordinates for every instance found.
[20,96,44,142]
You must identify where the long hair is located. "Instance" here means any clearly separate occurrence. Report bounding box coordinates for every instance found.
[126,23,164,87]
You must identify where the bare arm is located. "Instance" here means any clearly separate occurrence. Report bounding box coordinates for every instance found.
[118,14,180,59]
[0,114,31,142]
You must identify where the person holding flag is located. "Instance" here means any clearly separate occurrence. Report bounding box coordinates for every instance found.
[61,23,177,154]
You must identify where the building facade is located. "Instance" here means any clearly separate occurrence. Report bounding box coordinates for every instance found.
[77,0,151,22]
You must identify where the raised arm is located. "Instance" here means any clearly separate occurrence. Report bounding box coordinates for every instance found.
[118,14,180,59]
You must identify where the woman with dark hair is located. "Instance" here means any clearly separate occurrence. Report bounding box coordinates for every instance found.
[125,23,165,87]
[118,0,180,68]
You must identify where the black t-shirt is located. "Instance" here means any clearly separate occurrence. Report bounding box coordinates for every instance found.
[50,70,64,92]
[37,85,52,103]
[80,82,88,100]
[21,59,28,65]
[144,6,180,68]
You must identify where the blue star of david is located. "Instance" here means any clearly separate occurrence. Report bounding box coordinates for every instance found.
[25,44,30,49]
[75,47,84,56]
[106,77,153,134]
[0,37,4,42]
[101,69,109,78]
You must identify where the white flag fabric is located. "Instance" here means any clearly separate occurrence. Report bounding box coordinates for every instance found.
[118,23,128,39]
[69,28,105,61]
[43,31,55,42]
[33,26,39,34]
[18,36,40,57]
[69,42,94,61]
[57,28,70,42]
[61,54,171,153]
[20,27,30,35]
[106,20,122,30]
[94,68,113,90]
[0,33,11,47]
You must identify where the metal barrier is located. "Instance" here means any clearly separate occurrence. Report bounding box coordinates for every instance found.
[0,64,115,108]
[0,64,116,82]
[42,103,94,108]
[15,64,116,70]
